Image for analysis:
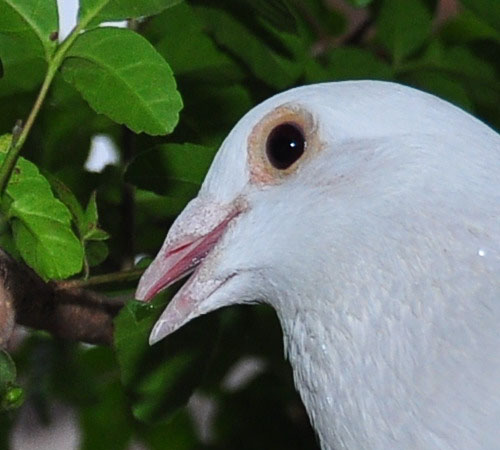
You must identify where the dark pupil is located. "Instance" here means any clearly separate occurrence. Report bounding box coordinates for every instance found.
[266,122,305,170]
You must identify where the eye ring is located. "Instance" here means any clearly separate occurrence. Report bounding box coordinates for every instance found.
[247,104,321,185]
[265,122,306,170]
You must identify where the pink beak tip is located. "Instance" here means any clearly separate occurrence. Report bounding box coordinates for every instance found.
[135,206,243,307]
[135,277,164,303]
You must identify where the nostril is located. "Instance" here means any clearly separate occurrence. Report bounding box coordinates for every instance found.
[166,241,196,257]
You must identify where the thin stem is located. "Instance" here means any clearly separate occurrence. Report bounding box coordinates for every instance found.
[56,268,145,290]
[0,64,57,195]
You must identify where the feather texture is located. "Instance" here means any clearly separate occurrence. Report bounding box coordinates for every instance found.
[137,81,500,450]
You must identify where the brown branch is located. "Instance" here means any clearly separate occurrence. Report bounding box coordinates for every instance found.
[0,280,15,347]
[0,249,127,346]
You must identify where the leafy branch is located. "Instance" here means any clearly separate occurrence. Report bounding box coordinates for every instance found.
[0,3,89,194]
[0,0,182,195]
[0,0,185,408]
[0,0,183,283]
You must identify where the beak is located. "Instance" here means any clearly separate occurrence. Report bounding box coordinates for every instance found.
[135,196,244,344]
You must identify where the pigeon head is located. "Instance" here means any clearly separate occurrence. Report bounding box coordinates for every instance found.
[136,81,499,449]
[136,80,497,345]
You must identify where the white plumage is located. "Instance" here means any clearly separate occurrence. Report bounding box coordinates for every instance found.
[136,81,500,450]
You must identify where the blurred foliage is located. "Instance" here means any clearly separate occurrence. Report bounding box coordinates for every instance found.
[0,350,23,412]
[0,0,498,448]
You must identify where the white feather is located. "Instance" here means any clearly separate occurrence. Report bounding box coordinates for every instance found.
[140,81,500,450]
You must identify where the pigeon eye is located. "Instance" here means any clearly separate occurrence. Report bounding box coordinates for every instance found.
[248,105,318,184]
[266,122,305,170]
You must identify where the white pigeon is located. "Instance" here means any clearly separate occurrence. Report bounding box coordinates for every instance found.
[136,81,500,450]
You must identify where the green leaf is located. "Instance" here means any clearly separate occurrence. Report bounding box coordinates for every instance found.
[83,192,109,241]
[0,35,46,96]
[0,229,18,259]
[137,411,198,450]
[126,143,215,198]
[326,47,393,80]
[376,0,432,64]
[0,0,57,95]
[46,173,86,235]
[1,385,24,410]
[251,0,298,34]
[460,0,500,31]
[135,189,190,229]
[61,27,182,136]
[406,71,473,111]
[197,6,303,89]
[79,356,133,450]
[85,240,109,267]
[441,46,497,86]
[0,350,23,411]
[84,191,98,226]
[298,0,346,37]
[0,0,58,60]
[0,134,9,151]
[47,177,109,271]
[152,3,243,81]
[9,204,82,280]
[441,10,500,44]
[180,84,253,146]
[81,192,110,268]
[0,149,84,279]
[0,350,15,386]
[404,41,498,89]
[345,0,373,6]
[114,296,218,422]
[85,227,109,241]
[78,0,184,27]
[33,79,99,174]
[192,0,300,55]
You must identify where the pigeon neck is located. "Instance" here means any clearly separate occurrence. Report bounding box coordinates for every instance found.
[276,288,440,450]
